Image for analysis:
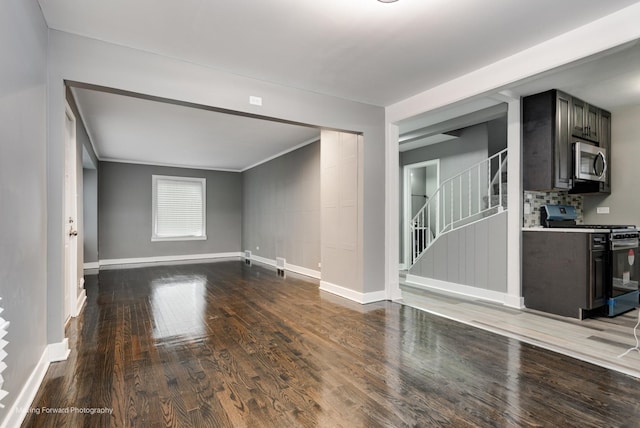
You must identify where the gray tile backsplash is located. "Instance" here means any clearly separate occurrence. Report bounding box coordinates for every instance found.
[523,191,583,227]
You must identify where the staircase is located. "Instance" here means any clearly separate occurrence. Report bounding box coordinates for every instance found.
[409,149,507,266]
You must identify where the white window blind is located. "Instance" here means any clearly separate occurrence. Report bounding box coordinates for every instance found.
[152,175,206,241]
[0,297,8,408]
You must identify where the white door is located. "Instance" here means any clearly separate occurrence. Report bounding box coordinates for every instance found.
[64,103,78,322]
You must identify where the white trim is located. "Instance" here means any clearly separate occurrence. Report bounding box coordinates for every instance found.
[0,339,71,428]
[0,348,49,428]
[405,274,508,305]
[48,338,70,362]
[250,254,276,267]
[385,123,402,302]
[99,252,242,269]
[319,281,387,304]
[504,294,525,309]
[241,137,320,172]
[286,264,321,280]
[249,255,321,279]
[504,95,524,309]
[64,100,78,325]
[75,289,87,316]
[100,156,242,173]
[84,262,99,270]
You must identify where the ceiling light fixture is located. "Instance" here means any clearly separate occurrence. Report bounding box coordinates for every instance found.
[378,0,398,3]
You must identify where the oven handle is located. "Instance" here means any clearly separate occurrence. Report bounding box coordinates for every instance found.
[611,238,639,250]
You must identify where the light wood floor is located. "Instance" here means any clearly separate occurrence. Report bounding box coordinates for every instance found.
[22,260,640,427]
[401,279,640,379]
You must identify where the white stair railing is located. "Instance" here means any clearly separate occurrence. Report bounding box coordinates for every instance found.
[410,149,507,266]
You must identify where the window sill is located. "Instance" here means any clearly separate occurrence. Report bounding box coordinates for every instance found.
[151,235,207,242]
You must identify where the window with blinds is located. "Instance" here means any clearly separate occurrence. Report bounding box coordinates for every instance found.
[152,175,207,241]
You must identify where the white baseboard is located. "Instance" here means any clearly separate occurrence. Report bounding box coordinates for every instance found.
[75,289,87,317]
[249,255,321,280]
[48,338,70,362]
[319,281,387,304]
[99,252,242,270]
[83,262,99,270]
[504,294,525,309]
[405,274,511,305]
[387,284,404,302]
[0,348,49,428]
[0,339,69,428]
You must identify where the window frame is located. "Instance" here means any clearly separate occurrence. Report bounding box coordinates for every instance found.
[151,175,207,242]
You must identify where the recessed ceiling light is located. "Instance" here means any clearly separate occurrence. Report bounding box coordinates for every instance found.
[378,0,398,3]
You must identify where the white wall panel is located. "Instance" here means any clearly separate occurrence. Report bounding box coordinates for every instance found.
[321,131,363,294]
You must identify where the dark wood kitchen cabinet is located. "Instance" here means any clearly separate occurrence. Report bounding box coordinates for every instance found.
[571,97,601,143]
[523,89,612,194]
[599,110,611,194]
[523,231,607,319]
[523,89,572,191]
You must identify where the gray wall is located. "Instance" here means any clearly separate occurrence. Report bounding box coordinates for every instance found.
[584,105,640,226]
[410,167,427,218]
[400,123,490,263]
[401,123,489,183]
[242,141,320,271]
[83,169,99,263]
[0,0,48,421]
[409,211,508,293]
[487,115,508,157]
[99,162,242,260]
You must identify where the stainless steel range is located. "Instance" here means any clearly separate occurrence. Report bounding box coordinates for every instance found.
[539,204,639,317]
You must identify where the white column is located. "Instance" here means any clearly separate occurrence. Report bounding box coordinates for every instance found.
[385,122,402,301]
[503,93,524,308]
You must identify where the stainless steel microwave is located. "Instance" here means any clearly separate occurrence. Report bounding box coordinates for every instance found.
[574,141,607,183]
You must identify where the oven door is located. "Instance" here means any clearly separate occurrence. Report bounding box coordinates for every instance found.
[610,237,639,298]
[574,141,606,182]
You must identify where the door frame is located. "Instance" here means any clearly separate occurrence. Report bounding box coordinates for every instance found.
[402,159,440,269]
[63,101,78,322]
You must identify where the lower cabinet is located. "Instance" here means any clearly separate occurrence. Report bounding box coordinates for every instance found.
[523,231,607,319]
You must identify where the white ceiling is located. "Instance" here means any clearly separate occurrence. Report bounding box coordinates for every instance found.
[38,0,640,170]
[71,87,319,171]
[38,0,640,106]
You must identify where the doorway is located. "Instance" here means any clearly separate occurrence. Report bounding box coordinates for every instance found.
[402,160,439,269]
[63,102,78,322]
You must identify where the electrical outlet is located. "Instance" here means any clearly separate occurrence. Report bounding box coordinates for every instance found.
[597,206,610,214]
[249,96,262,106]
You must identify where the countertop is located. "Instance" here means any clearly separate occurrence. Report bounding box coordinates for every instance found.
[522,227,606,233]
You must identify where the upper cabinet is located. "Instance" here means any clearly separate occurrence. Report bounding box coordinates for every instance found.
[523,89,611,194]
[571,97,601,143]
[599,110,611,194]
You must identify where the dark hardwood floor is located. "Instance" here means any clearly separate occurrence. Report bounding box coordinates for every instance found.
[22,260,640,427]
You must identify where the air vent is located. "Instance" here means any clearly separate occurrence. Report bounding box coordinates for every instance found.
[0,297,9,408]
